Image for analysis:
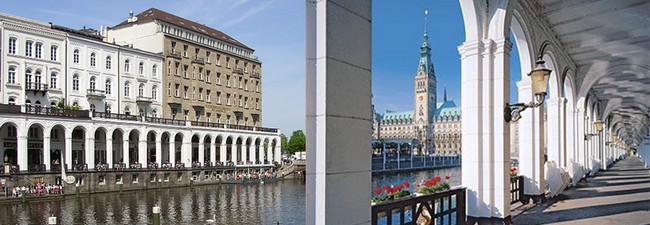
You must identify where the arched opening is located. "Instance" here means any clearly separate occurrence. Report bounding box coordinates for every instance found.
[0,123,18,169]
[161,132,171,164]
[215,135,223,163]
[50,125,65,171]
[128,130,140,165]
[71,126,86,169]
[112,129,125,165]
[191,135,200,164]
[203,135,212,165]
[147,131,157,165]
[236,137,243,164]
[26,123,45,172]
[94,127,108,165]
[255,138,262,164]
[245,137,253,164]
[226,136,234,163]
[174,133,184,165]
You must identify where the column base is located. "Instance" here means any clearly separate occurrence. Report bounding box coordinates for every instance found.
[466,216,512,225]
[522,194,546,204]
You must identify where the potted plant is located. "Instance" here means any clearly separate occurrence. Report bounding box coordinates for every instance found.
[416,175,451,195]
[510,167,518,177]
[372,181,411,205]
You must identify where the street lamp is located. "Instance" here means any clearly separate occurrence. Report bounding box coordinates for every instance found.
[584,119,604,140]
[505,58,552,122]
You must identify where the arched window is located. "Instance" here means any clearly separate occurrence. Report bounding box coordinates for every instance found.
[124,107,130,115]
[73,74,79,91]
[124,59,130,72]
[105,79,112,94]
[138,83,145,97]
[25,99,31,105]
[106,56,112,70]
[7,67,16,84]
[152,64,157,77]
[152,86,158,99]
[90,53,96,67]
[124,82,130,97]
[25,69,33,84]
[151,109,157,118]
[8,98,16,105]
[50,72,57,89]
[90,104,96,112]
[89,77,96,90]
[35,71,42,87]
[8,38,16,54]
[139,62,144,75]
[73,49,79,63]
[106,104,112,113]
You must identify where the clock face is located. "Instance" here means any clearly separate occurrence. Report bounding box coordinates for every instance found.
[419,96,424,102]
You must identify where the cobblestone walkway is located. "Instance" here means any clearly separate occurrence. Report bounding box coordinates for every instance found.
[512,156,650,225]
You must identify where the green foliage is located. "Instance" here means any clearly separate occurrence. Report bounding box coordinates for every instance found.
[287,130,306,153]
[371,190,411,204]
[418,181,450,195]
[54,99,81,110]
[280,134,288,151]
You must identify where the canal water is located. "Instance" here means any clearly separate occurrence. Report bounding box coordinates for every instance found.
[0,167,460,225]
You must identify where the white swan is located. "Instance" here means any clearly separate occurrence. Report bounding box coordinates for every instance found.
[206,215,216,223]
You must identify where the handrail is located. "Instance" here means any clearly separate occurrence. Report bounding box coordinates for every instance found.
[510,176,524,204]
[371,187,466,225]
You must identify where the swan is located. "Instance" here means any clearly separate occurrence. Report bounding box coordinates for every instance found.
[206,215,216,223]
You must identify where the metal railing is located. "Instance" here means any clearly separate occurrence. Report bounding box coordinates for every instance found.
[190,121,225,128]
[372,187,466,225]
[251,71,261,79]
[93,111,140,121]
[86,89,106,98]
[28,164,46,172]
[72,163,88,171]
[510,176,524,204]
[26,105,90,118]
[25,82,48,91]
[167,50,181,58]
[145,117,186,126]
[227,124,255,131]
[192,56,205,64]
[95,163,109,171]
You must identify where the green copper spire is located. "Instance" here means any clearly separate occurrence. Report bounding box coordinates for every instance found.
[418,9,434,78]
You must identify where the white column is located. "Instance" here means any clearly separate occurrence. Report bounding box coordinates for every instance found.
[156,139,162,166]
[106,138,113,167]
[182,139,191,166]
[518,79,545,199]
[123,140,130,167]
[210,142,217,164]
[198,141,205,166]
[274,145,281,163]
[576,110,586,168]
[17,134,27,171]
[559,97,567,167]
[242,144,248,163]
[249,144,256,164]
[306,0,371,223]
[230,144,237,163]
[139,139,147,168]
[86,137,95,169]
[169,141,176,165]
[547,98,561,165]
[65,137,73,170]
[258,144,264,164]
[44,136,51,170]
[460,38,512,219]
[220,144,227,163]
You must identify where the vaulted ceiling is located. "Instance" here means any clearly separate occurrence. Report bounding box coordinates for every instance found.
[533,0,650,148]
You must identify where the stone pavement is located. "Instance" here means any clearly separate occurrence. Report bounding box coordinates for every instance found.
[512,156,650,225]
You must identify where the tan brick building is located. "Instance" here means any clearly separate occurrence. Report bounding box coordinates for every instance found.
[106,8,263,126]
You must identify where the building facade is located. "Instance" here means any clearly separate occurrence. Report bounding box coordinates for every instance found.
[0,12,280,173]
[106,8,263,125]
[372,15,461,155]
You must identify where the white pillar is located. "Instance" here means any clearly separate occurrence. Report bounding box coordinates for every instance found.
[65,137,73,170]
[210,142,217,164]
[576,110,586,168]
[306,0,371,224]
[274,145,281,163]
[559,97,567,167]
[242,144,248,163]
[44,136,51,170]
[231,144,237,163]
[86,137,95,169]
[169,141,176,165]
[518,80,545,199]
[106,138,113,167]
[139,139,147,168]
[17,134,28,171]
[547,98,561,165]
[249,144,256,164]
[182,138,191,166]
[220,144,227,163]
[156,139,162,166]
[258,144,264,164]
[198,140,205,166]
[123,140,130,167]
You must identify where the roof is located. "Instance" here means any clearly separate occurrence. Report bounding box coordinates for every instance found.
[376,100,462,121]
[111,8,251,50]
[381,110,413,122]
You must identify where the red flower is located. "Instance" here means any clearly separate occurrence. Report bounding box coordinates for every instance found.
[510,167,517,173]
[403,181,410,188]
[383,185,390,191]
[374,188,382,195]
[445,175,451,180]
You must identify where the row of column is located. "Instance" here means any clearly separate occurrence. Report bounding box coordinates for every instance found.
[8,134,281,171]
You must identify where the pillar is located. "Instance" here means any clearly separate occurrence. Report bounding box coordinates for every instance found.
[242,144,248,163]
[220,144,227,163]
[230,143,236,163]
[274,145,281,163]
[86,137,94,169]
[576,109,585,168]
[123,140,130,167]
[182,138,191,166]
[65,137,72,169]
[17,134,27,171]
[106,138,113,167]
[210,142,217,164]
[258,144,264,164]
[139,138,147,168]
[156,139,162,166]
[306,0,371,224]
[249,143,256,164]
[546,98,561,166]
[198,140,205,166]
[169,141,176,165]
[559,97,567,167]
[517,78,546,202]
[44,136,51,170]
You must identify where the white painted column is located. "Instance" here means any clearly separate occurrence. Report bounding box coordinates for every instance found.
[139,139,147,168]
[44,136,51,170]
[220,144,227,163]
[249,144,256,164]
[547,98,561,165]
[460,38,512,220]
[182,138,191,167]
[274,145,281,163]
[198,140,205,166]
[210,142,217,164]
[576,110,585,168]
[65,137,73,170]
[231,144,237,163]
[258,145,264,164]
[566,108,576,164]
[17,134,27,171]
[106,138,113,167]
[123,140,130,167]
[559,97,567,167]
[306,0,371,224]
[155,138,162,166]
[169,141,176,165]
[86,137,95,169]
[242,144,248,163]
[518,79,545,199]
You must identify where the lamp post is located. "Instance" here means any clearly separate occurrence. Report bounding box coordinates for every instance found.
[505,59,552,123]
[584,120,604,140]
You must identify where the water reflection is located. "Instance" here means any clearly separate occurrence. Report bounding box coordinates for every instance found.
[0,180,306,225]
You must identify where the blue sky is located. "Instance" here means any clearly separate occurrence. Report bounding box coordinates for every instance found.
[3,1,521,136]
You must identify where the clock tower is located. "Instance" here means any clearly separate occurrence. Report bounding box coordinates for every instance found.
[413,10,437,154]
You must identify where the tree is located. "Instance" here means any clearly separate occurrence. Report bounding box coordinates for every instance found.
[287,130,306,153]
[280,134,288,151]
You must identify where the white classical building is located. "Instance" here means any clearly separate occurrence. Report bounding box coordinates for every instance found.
[0,13,281,173]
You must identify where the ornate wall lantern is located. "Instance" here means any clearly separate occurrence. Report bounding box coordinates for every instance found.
[504,59,552,122]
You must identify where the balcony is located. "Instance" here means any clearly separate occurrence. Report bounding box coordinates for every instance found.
[167,50,181,59]
[234,67,244,75]
[251,71,261,79]
[192,56,205,65]
[25,82,48,96]
[86,89,106,100]
[136,96,153,104]
[371,187,466,225]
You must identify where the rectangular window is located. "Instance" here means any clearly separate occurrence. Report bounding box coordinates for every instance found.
[35,43,42,58]
[226,94,231,105]
[216,73,221,85]
[198,88,203,100]
[50,46,58,61]
[216,54,221,65]
[225,57,230,68]
[206,90,211,102]
[206,70,211,83]
[175,62,180,75]
[206,51,211,63]
[175,84,180,97]
[25,41,33,57]
[226,75,231,87]
[192,87,196,100]
[183,45,188,57]
[217,92,221,104]
[167,83,171,96]
[8,38,16,54]
[184,86,188,99]
[183,65,188,78]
